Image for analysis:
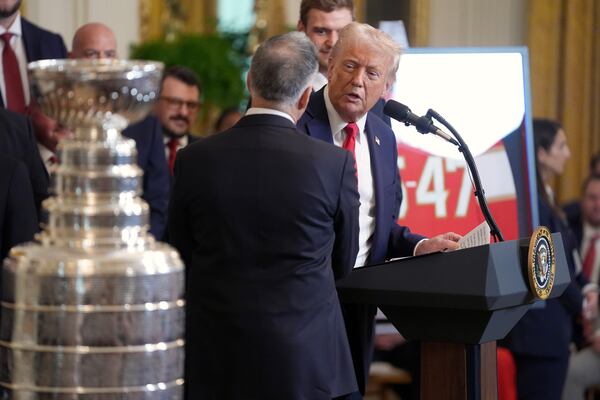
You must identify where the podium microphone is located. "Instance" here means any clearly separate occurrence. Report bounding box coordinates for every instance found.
[383,100,458,146]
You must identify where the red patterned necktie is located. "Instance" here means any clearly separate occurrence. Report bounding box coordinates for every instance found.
[167,137,180,175]
[1,32,26,113]
[343,123,358,174]
[582,233,600,280]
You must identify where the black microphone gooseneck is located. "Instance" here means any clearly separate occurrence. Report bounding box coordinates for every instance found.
[384,100,504,242]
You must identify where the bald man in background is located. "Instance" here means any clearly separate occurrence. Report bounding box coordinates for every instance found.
[34,23,169,239]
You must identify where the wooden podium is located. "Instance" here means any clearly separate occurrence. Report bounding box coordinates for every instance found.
[336,233,571,400]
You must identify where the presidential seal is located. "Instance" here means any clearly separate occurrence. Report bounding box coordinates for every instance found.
[527,226,555,300]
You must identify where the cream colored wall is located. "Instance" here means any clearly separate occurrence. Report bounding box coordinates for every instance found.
[24,0,139,58]
[24,0,527,54]
[285,0,301,28]
[428,0,527,46]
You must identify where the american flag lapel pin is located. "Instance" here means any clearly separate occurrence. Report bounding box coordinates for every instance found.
[375,136,381,146]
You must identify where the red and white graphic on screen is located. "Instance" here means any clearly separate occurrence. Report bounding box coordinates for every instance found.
[396,141,519,240]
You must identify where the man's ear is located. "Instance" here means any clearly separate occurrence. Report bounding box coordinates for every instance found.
[297,20,305,33]
[297,86,312,112]
[327,57,335,81]
[384,78,393,95]
[246,73,253,96]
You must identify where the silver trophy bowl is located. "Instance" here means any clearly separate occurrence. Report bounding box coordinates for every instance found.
[30,59,162,130]
[1,60,185,400]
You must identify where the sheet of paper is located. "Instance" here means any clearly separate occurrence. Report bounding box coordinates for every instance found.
[458,221,491,249]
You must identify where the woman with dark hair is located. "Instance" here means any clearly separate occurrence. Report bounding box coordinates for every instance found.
[501,119,597,399]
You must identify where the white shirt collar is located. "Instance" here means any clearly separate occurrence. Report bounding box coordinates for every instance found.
[0,12,22,36]
[311,72,328,92]
[583,222,600,239]
[163,134,188,147]
[245,107,295,124]
[323,85,367,142]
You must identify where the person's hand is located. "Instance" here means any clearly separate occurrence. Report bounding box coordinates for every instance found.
[27,103,72,152]
[414,232,462,256]
[374,333,406,350]
[583,290,599,320]
[583,318,595,342]
[593,334,600,353]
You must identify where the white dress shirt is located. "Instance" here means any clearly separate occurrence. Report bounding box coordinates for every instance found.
[37,143,55,175]
[324,86,375,268]
[245,107,295,123]
[0,13,30,107]
[582,222,600,283]
[310,72,328,92]
[163,134,189,160]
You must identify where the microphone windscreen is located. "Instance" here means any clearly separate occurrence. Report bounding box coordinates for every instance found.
[383,100,411,122]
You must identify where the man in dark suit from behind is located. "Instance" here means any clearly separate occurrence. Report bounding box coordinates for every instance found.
[0,154,37,260]
[152,65,201,177]
[297,22,461,399]
[0,0,67,113]
[0,107,47,218]
[0,153,38,360]
[168,31,360,400]
[57,22,169,239]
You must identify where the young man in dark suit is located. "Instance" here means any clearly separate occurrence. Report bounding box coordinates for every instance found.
[0,107,47,217]
[0,0,67,112]
[168,32,360,400]
[297,22,461,398]
[562,174,600,399]
[0,154,37,260]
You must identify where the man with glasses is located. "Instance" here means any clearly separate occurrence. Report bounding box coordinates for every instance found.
[153,66,201,176]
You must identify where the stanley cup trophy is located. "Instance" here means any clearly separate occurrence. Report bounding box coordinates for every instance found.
[0,60,185,399]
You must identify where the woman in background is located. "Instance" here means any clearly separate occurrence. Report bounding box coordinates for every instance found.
[502,119,597,399]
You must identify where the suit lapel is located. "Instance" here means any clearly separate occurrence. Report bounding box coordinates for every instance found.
[304,89,334,144]
[20,18,35,62]
[364,114,386,263]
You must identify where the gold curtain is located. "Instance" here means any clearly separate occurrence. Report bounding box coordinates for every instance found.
[139,0,217,42]
[409,0,430,46]
[528,0,600,203]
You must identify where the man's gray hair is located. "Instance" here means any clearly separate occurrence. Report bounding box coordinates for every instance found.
[250,32,318,105]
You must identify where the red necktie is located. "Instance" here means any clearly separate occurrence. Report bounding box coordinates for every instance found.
[167,137,180,175]
[582,233,600,280]
[1,33,26,113]
[343,123,358,173]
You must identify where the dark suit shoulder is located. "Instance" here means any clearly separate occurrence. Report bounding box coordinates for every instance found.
[122,115,160,139]
[181,114,350,169]
[0,107,29,129]
[21,17,67,60]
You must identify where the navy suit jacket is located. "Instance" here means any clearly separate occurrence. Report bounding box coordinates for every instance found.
[22,17,67,61]
[297,89,425,395]
[123,116,169,239]
[0,155,38,260]
[564,201,584,249]
[0,18,67,108]
[168,114,359,399]
[0,108,48,217]
[503,199,585,358]
[297,88,424,265]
